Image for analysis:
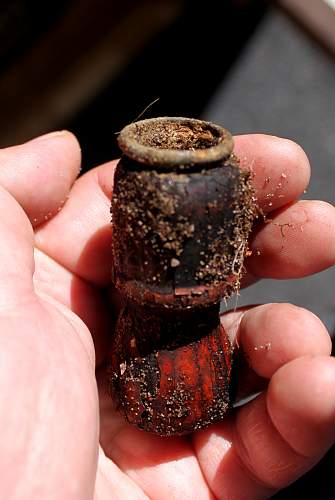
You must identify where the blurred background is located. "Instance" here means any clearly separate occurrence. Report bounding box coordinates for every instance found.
[0,0,334,497]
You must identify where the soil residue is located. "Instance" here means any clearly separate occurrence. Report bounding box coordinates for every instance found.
[133,119,222,150]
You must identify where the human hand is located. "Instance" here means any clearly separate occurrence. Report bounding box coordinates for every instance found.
[1,131,335,499]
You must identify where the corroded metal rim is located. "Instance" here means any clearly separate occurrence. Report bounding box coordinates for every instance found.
[117,117,234,169]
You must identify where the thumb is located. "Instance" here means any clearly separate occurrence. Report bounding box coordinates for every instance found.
[0,186,34,309]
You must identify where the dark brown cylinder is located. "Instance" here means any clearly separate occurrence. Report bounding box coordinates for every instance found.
[110,117,256,436]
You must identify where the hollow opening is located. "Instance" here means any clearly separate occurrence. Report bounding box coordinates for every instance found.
[133,119,222,150]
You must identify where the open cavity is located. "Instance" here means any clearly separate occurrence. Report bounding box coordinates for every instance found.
[133,119,222,151]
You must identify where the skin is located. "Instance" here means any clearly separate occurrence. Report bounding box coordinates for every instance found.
[0,130,335,499]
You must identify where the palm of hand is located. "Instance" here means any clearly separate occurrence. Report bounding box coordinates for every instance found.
[1,131,335,500]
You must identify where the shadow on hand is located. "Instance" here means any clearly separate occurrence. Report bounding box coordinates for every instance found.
[71,224,122,366]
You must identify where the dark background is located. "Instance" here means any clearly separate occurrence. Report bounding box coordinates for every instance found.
[0,0,334,497]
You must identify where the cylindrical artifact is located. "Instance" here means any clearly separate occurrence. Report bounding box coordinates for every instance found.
[110,117,256,436]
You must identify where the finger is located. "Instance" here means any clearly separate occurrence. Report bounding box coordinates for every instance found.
[0,131,81,226]
[35,135,309,286]
[195,356,335,498]
[234,134,310,213]
[247,200,335,278]
[267,356,335,458]
[33,248,112,366]
[0,186,35,308]
[220,303,331,404]
[35,161,116,285]
[237,303,331,379]
[194,417,276,500]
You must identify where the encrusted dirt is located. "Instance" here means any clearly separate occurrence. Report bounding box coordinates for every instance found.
[110,117,258,436]
[112,162,196,287]
[195,155,257,295]
[132,119,222,150]
[112,154,257,296]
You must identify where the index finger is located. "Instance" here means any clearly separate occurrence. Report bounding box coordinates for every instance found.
[234,134,310,213]
[0,131,81,226]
